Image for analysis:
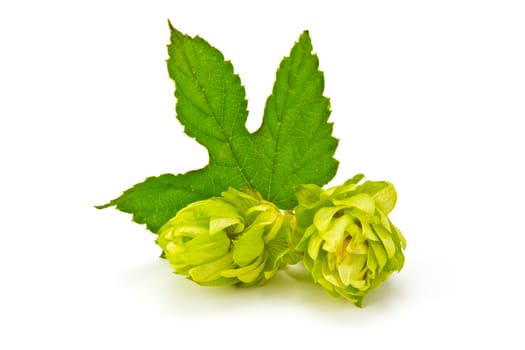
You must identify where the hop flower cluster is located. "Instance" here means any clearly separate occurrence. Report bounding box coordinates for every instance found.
[157,187,296,287]
[294,174,406,306]
[156,175,406,306]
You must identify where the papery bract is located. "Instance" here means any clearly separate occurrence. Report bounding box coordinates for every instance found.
[294,175,406,306]
[156,188,296,286]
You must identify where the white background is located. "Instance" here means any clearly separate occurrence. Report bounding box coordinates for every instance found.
[1,0,524,348]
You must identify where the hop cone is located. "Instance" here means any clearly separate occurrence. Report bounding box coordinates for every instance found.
[156,187,296,287]
[294,174,406,306]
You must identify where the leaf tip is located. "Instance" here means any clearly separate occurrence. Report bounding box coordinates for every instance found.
[300,30,311,41]
[167,19,184,42]
[167,19,175,31]
[94,202,113,210]
[296,30,313,54]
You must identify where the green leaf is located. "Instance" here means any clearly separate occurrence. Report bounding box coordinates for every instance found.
[99,23,338,233]
[252,31,339,209]
[96,173,208,233]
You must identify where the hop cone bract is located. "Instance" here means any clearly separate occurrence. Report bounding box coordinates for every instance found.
[294,174,406,306]
[156,187,296,286]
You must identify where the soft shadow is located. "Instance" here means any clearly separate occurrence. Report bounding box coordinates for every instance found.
[116,260,406,323]
[277,265,407,321]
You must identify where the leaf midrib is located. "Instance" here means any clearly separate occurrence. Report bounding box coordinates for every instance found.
[178,43,252,187]
[265,51,307,202]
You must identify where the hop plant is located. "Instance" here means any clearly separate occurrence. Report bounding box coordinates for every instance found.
[156,187,296,287]
[294,174,406,306]
[99,26,408,306]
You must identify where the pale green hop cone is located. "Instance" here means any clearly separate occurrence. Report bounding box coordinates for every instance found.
[156,188,296,287]
[294,174,406,306]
